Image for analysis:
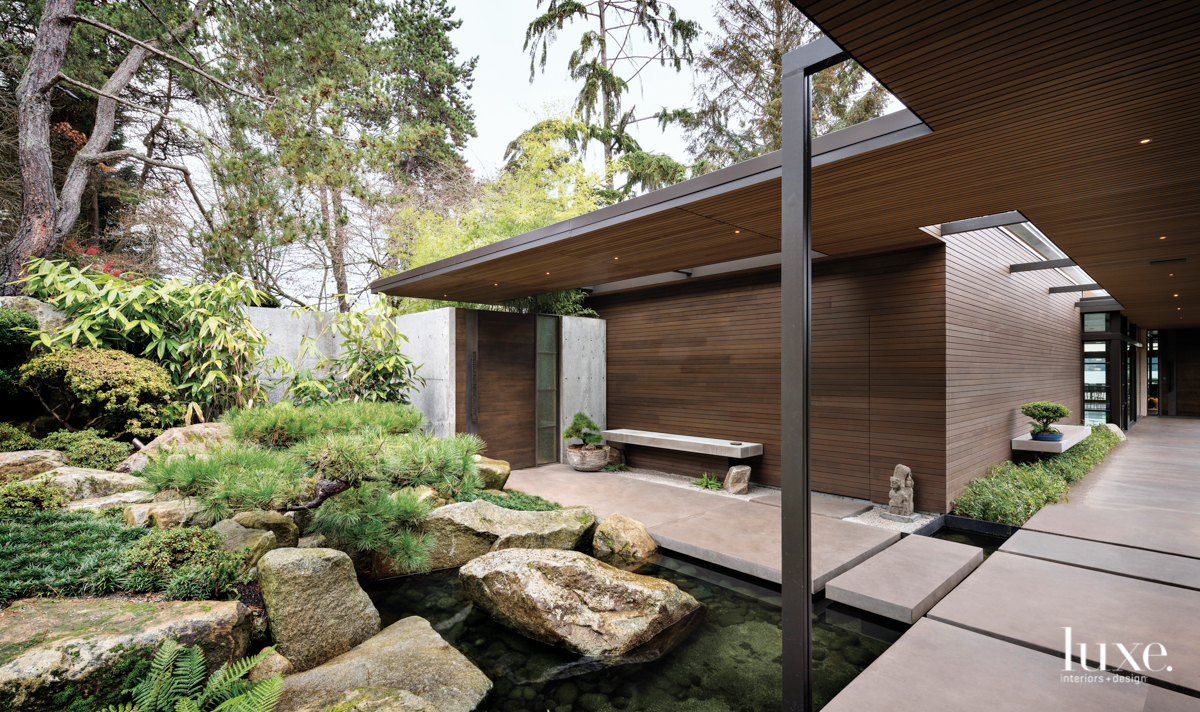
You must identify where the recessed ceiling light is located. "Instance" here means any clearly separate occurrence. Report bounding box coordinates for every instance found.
[546,272,550,275]
[1141,139,1152,144]
[735,229,741,234]
[1175,294,1179,297]
[614,257,619,260]
[1160,236,1167,240]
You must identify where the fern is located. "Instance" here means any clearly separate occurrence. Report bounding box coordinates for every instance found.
[113,641,282,712]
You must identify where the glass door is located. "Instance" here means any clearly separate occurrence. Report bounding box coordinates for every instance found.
[1148,330,1160,415]
[535,316,560,464]
[1083,341,1108,425]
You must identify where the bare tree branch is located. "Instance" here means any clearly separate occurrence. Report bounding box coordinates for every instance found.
[57,73,178,123]
[92,149,216,233]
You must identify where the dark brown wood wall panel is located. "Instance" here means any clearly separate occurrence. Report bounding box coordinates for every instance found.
[591,246,948,511]
[474,312,537,469]
[943,228,1083,506]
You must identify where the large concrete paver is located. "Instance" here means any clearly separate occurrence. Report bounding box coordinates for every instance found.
[1002,530,1200,591]
[927,552,1200,693]
[811,516,899,592]
[648,500,782,583]
[1023,504,1200,560]
[823,618,1157,712]
[826,533,982,623]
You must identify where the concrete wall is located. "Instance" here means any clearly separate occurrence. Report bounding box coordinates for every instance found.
[395,308,456,437]
[560,315,607,460]
[246,307,341,404]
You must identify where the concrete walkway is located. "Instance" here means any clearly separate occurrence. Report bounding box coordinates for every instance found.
[829,418,1200,709]
[506,463,891,585]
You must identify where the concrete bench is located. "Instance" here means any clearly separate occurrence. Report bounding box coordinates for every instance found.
[601,429,763,459]
[1011,424,1091,454]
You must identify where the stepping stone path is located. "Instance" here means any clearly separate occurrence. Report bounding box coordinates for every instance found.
[826,533,982,623]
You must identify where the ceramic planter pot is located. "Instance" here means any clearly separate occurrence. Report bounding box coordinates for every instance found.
[1031,431,1064,442]
[566,445,610,471]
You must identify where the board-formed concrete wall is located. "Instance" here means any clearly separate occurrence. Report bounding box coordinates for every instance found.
[395,308,456,437]
[246,307,341,404]
[560,316,607,460]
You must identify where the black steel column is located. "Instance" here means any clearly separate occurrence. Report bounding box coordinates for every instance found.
[781,36,847,712]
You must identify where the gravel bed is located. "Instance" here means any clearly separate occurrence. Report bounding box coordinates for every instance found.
[847,505,937,533]
[600,467,778,502]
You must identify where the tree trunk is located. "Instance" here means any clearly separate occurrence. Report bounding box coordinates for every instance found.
[330,187,350,312]
[89,181,100,247]
[598,1,614,192]
[1,0,75,295]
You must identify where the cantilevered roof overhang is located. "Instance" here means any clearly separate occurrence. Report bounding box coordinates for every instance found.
[374,0,1200,328]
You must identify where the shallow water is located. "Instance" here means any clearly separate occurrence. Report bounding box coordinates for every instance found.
[931,527,1007,558]
[366,554,900,711]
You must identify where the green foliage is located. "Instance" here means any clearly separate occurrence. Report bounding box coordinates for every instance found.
[0,423,39,452]
[0,306,38,350]
[223,401,425,448]
[0,510,148,603]
[310,483,434,573]
[272,306,425,404]
[563,412,605,447]
[119,528,249,601]
[457,488,562,511]
[138,445,310,521]
[0,476,69,516]
[1021,401,1073,435]
[500,289,597,318]
[99,640,283,712]
[39,428,133,470]
[17,347,175,439]
[953,427,1121,525]
[21,258,270,421]
[691,473,724,491]
[604,463,630,473]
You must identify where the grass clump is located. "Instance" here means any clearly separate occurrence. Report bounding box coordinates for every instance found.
[0,423,38,452]
[691,473,723,491]
[952,427,1121,526]
[458,488,561,511]
[224,400,424,447]
[39,428,133,470]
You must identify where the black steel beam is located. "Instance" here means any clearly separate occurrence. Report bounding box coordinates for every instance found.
[782,35,847,712]
[1050,283,1102,293]
[1009,257,1077,273]
[940,210,1028,236]
[1077,296,1125,312]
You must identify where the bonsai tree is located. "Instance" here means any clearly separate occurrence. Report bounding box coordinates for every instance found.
[563,412,605,451]
[1021,401,1072,435]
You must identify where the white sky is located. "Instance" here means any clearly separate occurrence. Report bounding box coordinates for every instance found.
[449,0,720,178]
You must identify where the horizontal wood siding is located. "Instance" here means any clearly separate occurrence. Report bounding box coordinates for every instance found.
[944,228,1083,507]
[591,246,949,511]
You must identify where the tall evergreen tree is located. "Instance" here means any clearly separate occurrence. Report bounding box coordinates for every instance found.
[670,0,890,170]
[524,0,700,200]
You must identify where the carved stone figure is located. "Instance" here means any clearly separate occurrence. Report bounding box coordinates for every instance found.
[887,464,915,517]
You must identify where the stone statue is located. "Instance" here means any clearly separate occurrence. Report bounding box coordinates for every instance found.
[884,464,916,521]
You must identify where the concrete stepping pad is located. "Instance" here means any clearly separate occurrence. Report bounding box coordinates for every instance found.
[811,516,900,592]
[928,552,1200,693]
[823,618,1156,712]
[1002,529,1200,591]
[810,494,873,519]
[825,533,982,623]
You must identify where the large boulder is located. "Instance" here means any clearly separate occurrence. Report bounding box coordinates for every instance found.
[287,688,440,712]
[123,498,211,528]
[0,598,250,711]
[593,513,658,559]
[247,650,294,683]
[65,490,151,513]
[460,548,702,657]
[414,500,595,571]
[276,617,491,712]
[234,509,300,548]
[0,296,67,336]
[0,450,66,481]
[214,518,278,567]
[258,548,380,672]
[473,455,511,490]
[32,467,144,500]
[115,422,231,473]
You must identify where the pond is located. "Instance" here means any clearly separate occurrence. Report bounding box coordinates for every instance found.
[365,553,903,711]
[930,527,1008,559]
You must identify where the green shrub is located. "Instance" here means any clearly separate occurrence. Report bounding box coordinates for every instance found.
[139,444,310,520]
[1021,401,1072,435]
[458,488,561,511]
[563,412,604,448]
[223,400,424,448]
[0,307,38,396]
[0,423,39,452]
[953,427,1121,525]
[39,428,133,470]
[0,510,149,602]
[119,527,248,600]
[0,477,69,516]
[18,348,175,439]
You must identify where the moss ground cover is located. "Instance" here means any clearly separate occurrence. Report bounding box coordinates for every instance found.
[458,488,561,511]
[952,426,1122,526]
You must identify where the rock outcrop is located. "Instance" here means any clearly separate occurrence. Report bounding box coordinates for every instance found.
[592,513,657,559]
[258,548,380,672]
[247,650,294,683]
[32,467,143,500]
[473,455,511,490]
[123,498,210,528]
[0,450,66,481]
[234,509,299,547]
[416,500,595,571]
[0,598,250,711]
[214,518,279,566]
[65,490,151,513]
[460,548,702,657]
[275,617,490,712]
[0,296,67,336]
[115,422,231,473]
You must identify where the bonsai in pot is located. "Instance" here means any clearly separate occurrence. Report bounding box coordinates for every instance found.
[563,412,609,471]
[1022,401,1072,441]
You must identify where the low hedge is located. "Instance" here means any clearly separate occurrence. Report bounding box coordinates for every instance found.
[952,426,1121,526]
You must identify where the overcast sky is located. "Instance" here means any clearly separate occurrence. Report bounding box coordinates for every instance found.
[449,1,720,178]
